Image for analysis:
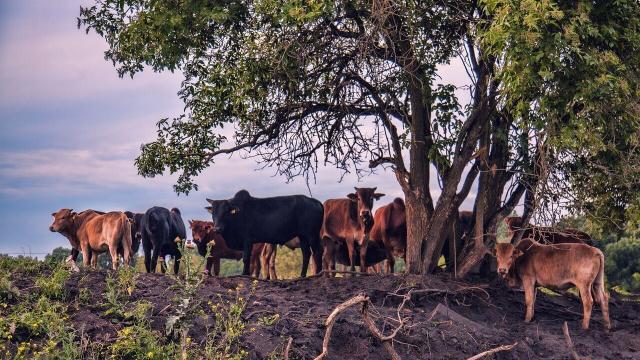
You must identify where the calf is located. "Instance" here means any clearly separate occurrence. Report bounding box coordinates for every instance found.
[189,220,275,279]
[493,239,611,330]
[141,207,187,274]
[124,211,144,254]
[50,209,132,270]
[369,198,406,273]
[321,187,384,273]
[206,190,323,277]
[504,217,593,245]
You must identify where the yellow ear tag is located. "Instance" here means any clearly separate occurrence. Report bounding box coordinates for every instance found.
[231,208,238,214]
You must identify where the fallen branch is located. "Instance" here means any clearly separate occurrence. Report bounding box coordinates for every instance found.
[562,321,582,360]
[314,293,404,360]
[284,336,293,360]
[314,294,369,360]
[466,342,518,360]
[362,301,402,360]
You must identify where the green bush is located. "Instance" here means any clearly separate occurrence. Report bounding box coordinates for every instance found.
[605,237,640,293]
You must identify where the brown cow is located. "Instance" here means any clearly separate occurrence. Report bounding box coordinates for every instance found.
[50,209,132,270]
[493,239,610,330]
[321,187,385,273]
[190,220,276,279]
[504,217,593,245]
[369,198,406,273]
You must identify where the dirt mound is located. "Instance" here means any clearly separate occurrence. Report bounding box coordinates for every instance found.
[9,270,640,359]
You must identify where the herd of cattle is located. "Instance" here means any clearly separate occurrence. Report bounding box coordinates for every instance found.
[49,188,611,330]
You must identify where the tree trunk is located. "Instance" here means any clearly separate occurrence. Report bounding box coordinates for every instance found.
[404,192,431,274]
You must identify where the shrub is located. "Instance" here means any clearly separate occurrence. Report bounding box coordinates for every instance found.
[605,237,640,293]
[103,266,138,319]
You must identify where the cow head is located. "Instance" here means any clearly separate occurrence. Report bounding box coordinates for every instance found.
[124,212,144,253]
[492,243,523,278]
[49,208,76,233]
[205,199,240,233]
[189,220,216,257]
[347,187,385,229]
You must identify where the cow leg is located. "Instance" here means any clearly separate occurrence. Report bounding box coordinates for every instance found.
[321,237,335,277]
[159,256,167,274]
[144,246,152,273]
[110,248,119,270]
[150,248,160,274]
[578,282,594,330]
[173,253,181,275]
[269,246,278,280]
[386,250,395,274]
[522,278,536,322]
[242,242,252,276]
[346,240,356,272]
[358,241,368,273]
[204,257,214,276]
[213,257,221,277]
[593,283,611,331]
[299,237,312,278]
[91,250,99,269]
[81,245,91,268]
[260,245,270,279]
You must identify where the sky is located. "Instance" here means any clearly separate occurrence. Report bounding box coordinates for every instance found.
[0,0,474,257]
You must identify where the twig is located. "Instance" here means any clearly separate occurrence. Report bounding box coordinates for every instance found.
[562,321,582,360]
[284,336,293,360]
[466,342,518,360]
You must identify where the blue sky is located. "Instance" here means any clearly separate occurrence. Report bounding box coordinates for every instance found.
[0,1,474,257]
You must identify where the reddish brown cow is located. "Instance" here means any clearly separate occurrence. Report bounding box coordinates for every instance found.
[190,220,276,279]
[504,217,593,245]
[321,187,385,273]
[50,209,132,270]
[493,239,610,330]
[369,198,406,273]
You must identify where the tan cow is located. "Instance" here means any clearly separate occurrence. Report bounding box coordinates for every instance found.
[493,239,610,330]
[369,198,406,273]
[50,208,132,270]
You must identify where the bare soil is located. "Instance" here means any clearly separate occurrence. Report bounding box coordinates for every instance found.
[9,270,640,359]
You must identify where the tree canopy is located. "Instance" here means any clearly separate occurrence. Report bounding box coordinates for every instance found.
[79,0,640,275]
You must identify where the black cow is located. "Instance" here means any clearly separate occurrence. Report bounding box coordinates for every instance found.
[141,207,187,274]
[206,190,323,277]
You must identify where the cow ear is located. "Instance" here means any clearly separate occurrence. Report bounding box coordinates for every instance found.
[373,193,385,200]
[347,193,357,201]
[205,206,213,214]
[188,220,193,226]
[206,198,215,204]
[513,248,523,258]
[51,212,57,216]
[490,247,497,257]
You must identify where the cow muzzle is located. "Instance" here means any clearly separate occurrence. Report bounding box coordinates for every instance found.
[498,268,508,278]
[49,226,56,232]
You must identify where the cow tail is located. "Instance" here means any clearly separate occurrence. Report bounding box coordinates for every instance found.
[592,250,606,296]
[122,215,133,265]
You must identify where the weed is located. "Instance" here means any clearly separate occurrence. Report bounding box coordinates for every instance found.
[165,240,210,359]
[0,272,19,302]
[0,255,48,275]
[257,313,280,326]
[201,282,255,360]
[103,266,138,319]
[35,263,71,300]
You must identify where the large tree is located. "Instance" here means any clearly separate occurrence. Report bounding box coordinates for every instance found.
[79,0,640,275]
